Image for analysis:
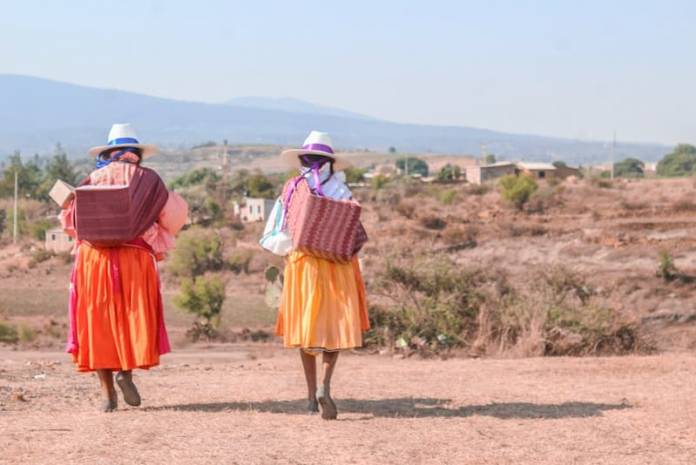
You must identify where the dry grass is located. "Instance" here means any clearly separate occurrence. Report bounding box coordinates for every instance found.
[3,177,696,355]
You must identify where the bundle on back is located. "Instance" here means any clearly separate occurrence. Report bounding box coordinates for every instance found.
[74,167,169,247]
[283,177,367,263]
[49,180,75,208]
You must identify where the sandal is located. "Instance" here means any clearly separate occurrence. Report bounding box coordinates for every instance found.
[100,395,117,412]
[307,399,319,414]
[115,371,141,407]
[316,386,337,420]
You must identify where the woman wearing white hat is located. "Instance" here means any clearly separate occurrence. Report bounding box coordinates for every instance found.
[60,123,188,412]
[272,131,369,420]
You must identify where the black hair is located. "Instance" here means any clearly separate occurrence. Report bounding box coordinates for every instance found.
[300,154,334,167]
[300,154,335,182]
[98,147,143,162]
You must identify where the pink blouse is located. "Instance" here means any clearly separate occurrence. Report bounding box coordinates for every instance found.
[60,160,188,260]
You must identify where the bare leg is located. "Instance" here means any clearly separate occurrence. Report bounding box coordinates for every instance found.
[300,350,319,413]
[317,351,339,420]
[321,351,339,389]
[96,369,117,412]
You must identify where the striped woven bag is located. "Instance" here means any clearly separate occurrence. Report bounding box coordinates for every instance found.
[282,177,367,263]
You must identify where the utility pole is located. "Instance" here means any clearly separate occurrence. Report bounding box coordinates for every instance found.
[13,169,18,244]
[221,139,229,203]
[610,131,616,180]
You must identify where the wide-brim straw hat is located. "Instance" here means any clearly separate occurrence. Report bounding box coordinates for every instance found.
[280,130,351,171]
[88,123,158,159]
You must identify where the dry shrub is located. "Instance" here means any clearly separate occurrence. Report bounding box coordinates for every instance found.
[227,249,254,274]
[672,198,696,213]
[376,189,401,206]
[466,184,490,196]
[395,201,416,219]
[396,178,423,198]
[29,249,54,268]
[376,206,393,222]
[441,225,478,246]
[499,221,547,238]
[57,251,73,265]
[620,199,649,211]
[438,189,457,205]
[591,178,614,189]
[527,185,564,213]
[367,258,645,357]
[0,322,18,344]
[366,259,488,355]
[420,215,447,230]
[18,325,36,343]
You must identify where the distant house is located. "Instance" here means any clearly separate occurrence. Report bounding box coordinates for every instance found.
[517,162,581,180]
[465,162,517,185]
[45,227,73,253]
[516,162,557,180]
[364,163,398,179]
[643,162,658,174]
[553,164,582,179]
[233,197,275,223]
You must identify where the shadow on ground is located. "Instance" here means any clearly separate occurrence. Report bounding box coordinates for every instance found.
[147,398,630,419]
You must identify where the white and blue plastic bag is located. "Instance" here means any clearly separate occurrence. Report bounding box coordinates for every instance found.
[259,197,293,256]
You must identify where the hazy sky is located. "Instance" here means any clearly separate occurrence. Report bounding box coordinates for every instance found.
[2,0,694,145]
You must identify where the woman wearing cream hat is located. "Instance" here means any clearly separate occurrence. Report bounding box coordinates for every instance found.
[61,123,188,412]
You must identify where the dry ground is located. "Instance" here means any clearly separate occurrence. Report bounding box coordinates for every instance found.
[1,347,696,465]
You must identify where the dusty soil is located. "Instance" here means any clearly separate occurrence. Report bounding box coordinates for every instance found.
[1,347,695,465]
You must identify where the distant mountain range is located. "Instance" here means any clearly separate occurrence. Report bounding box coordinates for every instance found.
[225,96,373,121]
[0,74,669,165]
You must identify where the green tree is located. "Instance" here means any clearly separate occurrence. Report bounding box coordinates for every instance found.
[35,144,81,200]
[437,164,462,182]
[484,154,497,165]
[168,227,225,277]
[0,152,43,198]
[395,157,429,177]
[245,173,276,198]
[498,174,538,210]
[657,144,696,177]
[371,175,389,190]
[178,185,224,226]
[614,158,645,178]
[344,167,367,184]
[174,275,226,339]
[169,167,221,190]
[388,146,397,154]
[552,161,568,169]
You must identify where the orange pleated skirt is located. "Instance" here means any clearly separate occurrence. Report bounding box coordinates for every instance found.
[275,251,369,351]
[71,243,162,372]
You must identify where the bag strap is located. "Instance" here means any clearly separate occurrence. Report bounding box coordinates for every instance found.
[282,176,305,229]
[282,163,331,229]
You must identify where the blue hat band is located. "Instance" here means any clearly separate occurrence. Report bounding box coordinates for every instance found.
[107,137,140,146]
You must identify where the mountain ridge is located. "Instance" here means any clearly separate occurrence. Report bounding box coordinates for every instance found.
[0,74,669,164]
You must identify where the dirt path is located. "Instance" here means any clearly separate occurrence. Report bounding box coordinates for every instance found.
[1,347,695,465]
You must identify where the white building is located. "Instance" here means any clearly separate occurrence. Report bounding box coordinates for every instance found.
[233,197,275,223]
[465,162,517,184]
[45,227,73,253]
